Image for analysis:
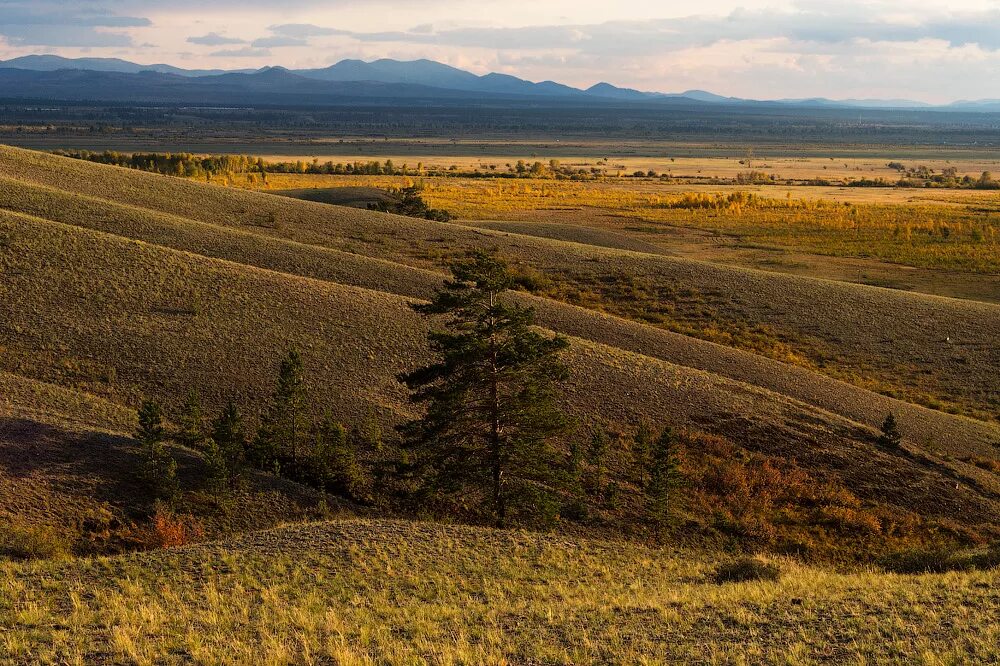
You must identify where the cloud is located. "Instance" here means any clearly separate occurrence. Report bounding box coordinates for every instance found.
[305,7,1000,55]
[188,32,245,46]
[248,23,349,48]
[0,4,150,29]
[269,24,350,39]
[2,25,135,47]
[0,2,149,47]
[209,46,272,57]
[251,36,308,48]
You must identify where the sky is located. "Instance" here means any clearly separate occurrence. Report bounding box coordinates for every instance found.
[2,0,1000,102]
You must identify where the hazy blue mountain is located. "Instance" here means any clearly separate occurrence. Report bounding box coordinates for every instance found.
[0,54,248,77]
[586,83,659,100]
[0,54,995,110]
[474,73,582,97]
[0,67,568,105]
[298,58,481,89]
[297,60,582,97]
[776,96,931,109]
[671,90,739,103]
[948,99,1000,111]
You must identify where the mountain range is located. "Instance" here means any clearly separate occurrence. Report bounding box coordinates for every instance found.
[1,54,997,111]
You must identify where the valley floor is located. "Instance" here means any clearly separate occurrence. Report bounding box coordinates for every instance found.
[3,519,999,665]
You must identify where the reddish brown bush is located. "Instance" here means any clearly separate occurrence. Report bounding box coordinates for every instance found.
[137,507,206,549]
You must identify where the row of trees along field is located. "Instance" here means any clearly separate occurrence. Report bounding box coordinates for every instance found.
[54,150,634,181]
[53,149,1000,188]
[135,253,907,536]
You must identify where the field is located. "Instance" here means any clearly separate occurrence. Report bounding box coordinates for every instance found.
[233,173,1000,275]
[1,144,999,663]
[4,519,1000,665]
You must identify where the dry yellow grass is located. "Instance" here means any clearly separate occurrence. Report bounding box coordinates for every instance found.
[2,518,999,665]
[238,173,1000,274]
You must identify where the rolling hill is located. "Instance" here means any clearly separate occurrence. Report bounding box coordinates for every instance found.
[2,146,996,433]
[1,145,999,550]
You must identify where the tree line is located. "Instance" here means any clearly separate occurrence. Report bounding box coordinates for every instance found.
[850,166,999,190]
[53,150,650,182]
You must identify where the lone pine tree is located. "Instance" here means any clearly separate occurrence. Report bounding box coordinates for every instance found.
[878,412,903,449]
[399,252,570,527]
[312,416,364,499]
[587,425,611,494]
[175,389,207,449]
[647,426,682,532]
[212,400,247,488]
[631,421,655,488]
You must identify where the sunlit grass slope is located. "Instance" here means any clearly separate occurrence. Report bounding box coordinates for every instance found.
[3,519,999,665]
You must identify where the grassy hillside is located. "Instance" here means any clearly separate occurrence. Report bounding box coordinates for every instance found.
[4,518,1000,665]
[2,207,997,507]
[1,145,999,558]
[3,145,997,422]
[1,174,996,456]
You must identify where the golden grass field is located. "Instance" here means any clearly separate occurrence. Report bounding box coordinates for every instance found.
[4,519,1000,665]
[1,146,999,663]
[231,172,1000,275]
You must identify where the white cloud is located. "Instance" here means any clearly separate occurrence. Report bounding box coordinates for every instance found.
[209,46,271,57]
[188,32,245,46]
